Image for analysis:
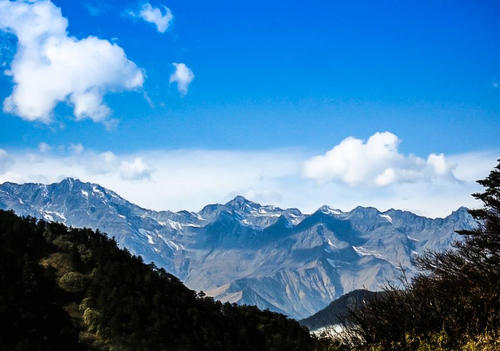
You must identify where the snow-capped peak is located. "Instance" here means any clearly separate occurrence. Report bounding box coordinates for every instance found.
[319,205,342,215]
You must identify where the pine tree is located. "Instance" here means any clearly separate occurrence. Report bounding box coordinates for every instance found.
[456,159,500,277]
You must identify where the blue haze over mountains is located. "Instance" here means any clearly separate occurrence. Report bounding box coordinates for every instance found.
[0,178,475,319]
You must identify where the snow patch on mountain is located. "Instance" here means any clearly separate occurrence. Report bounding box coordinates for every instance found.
[353,246,387,261]
[379,214,392,223]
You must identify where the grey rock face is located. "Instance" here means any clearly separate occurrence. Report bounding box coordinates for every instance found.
[0,178,475,319]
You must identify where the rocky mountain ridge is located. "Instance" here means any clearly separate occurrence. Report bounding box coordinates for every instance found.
[0,178,475,319]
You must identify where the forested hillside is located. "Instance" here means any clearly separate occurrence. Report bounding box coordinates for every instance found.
[0,209,324,351]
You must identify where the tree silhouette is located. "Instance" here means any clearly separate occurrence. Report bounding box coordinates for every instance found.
[347,159,500,350]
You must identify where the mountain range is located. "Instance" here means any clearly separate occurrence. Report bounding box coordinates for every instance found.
[0,178,476,319]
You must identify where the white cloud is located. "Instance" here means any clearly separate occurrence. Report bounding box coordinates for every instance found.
[133,2,173,33]
[119,157,152,180]
[69,143,84,154]
[0,148,9,173]
[0,0,144,124]
[0,142,496,218]
[170,63,194,95]
[83,1,109,17]
[303,132,456,186]
[447,151,499,182]
[38,142,51,152]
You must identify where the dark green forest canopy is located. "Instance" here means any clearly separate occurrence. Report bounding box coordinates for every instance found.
[0,209,325,351]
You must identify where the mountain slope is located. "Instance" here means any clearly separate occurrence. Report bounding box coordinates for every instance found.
[0,178,476,319]
[0,209,319,351]
[299,289,382,331]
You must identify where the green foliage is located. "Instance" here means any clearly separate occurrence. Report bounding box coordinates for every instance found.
[0,209,327,351]
[58,271,88,293]
[82,308,101,333]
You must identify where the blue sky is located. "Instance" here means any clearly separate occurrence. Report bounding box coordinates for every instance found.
[0,0,498,215]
